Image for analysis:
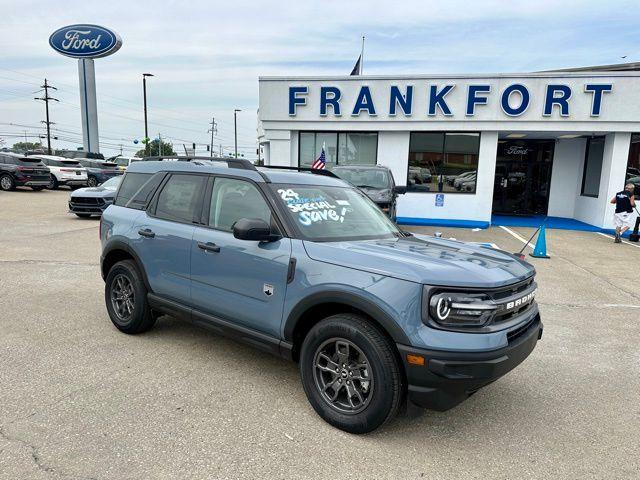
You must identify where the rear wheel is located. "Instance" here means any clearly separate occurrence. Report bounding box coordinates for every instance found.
[47,174,59,190]
[299,314,404,434]
[87,176,98,187]
[105,260,157,334]
[0,174,15,191]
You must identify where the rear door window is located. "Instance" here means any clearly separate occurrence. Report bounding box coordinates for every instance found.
[154,174,206,223]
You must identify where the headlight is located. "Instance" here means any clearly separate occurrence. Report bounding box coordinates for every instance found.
[429,292,496,327]
[424,283,538,330]
[372,189,391,201]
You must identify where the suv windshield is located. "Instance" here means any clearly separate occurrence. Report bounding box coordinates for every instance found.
[332,168,391,190]
[100,176,122,189]
[272,184,401,241]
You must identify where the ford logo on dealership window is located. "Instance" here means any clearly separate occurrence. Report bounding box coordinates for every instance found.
[49,24,122,58]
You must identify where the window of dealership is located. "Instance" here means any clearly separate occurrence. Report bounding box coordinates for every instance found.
[258,72,640,230]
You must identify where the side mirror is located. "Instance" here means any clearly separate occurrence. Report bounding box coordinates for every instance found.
[393,186,407,195]
[233,218,281,242]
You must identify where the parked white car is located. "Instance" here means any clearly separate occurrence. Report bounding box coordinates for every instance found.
[29,155,88,190]
[109,155,138,172]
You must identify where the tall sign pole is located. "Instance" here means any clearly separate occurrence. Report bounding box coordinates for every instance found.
[49,24,122,154]
[78,59,99,153]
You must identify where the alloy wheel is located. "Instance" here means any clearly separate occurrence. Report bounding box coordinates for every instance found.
[0,176,12,190]
[88,177,98,187]
[110,274,136,322]
[312,338,374,414]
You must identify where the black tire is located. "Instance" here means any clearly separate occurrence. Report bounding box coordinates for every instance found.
[104,259,157,334]
[87,176,98,187]
[299,314,404,434]
[0,174,15,191]
[31,186,45,191]
[75,213,92,218]
[47,174,58,190]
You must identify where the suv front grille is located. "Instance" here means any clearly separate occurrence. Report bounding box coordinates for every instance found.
[71,197,103,205]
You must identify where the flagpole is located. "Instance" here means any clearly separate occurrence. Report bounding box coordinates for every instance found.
[360,36,365,75]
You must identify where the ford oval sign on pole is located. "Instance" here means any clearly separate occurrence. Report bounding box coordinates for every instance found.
[49,24,122,59]
[49,24,123,154]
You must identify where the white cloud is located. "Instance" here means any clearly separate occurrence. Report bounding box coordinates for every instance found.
[0,0,638,155]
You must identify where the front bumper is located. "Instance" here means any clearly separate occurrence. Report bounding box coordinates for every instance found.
[68,200,110,215]
[16,178,49,186]
[59,175,88,185]
[397,314,543,411]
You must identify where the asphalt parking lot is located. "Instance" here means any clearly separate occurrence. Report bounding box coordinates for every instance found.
[1,188,639,480]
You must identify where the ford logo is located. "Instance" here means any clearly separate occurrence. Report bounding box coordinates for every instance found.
[49,24,122,59]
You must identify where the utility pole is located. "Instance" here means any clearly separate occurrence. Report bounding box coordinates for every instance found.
[158,133,162,156]
[142,73,154,156]
[34,79,58,154]
[208,117,217,158]
[234,109,241,158]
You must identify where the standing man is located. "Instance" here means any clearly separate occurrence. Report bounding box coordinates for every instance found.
[610,183,636,243]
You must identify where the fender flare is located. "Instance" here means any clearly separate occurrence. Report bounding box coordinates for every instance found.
[101,240,152,292]
[283,290,411,345]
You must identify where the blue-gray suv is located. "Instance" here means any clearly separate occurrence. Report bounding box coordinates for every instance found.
[100,159,542,433]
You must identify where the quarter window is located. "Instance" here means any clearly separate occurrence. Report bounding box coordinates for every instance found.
[115,172,155,208]
[154,174,206,223]
[208,177,272,231]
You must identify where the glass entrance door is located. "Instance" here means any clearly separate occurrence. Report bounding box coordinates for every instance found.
[493,140,554,215]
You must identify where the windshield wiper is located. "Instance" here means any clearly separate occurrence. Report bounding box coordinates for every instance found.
[356,184,380,189]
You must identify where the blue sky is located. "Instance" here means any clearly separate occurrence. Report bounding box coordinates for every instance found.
[0,0,639,157]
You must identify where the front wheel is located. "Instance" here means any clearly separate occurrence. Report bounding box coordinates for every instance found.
[105,260,157,334]
[0,174,15,191]
[87,176,98,187]
[299,314,404,434]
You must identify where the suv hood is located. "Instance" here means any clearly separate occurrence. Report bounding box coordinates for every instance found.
[71,186,116,198]
[303,234,534,288]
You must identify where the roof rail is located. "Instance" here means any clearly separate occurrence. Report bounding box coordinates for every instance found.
[140,155,258,171]
[260,165,339,179]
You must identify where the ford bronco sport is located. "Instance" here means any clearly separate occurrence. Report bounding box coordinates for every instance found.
[100,158,542,434]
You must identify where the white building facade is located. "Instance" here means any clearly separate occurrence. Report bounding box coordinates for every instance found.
[258,72,640,229]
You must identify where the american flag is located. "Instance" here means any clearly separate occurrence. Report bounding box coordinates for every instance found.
[312,144,326,170]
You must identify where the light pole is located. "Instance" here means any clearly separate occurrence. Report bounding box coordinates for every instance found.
[142,73,154,155]
[234,109,241,158]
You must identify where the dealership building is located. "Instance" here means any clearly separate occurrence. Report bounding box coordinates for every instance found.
[257,67,640,229]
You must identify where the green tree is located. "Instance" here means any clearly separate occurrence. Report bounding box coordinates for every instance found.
[12,141,44,153]
[135,139,176,157]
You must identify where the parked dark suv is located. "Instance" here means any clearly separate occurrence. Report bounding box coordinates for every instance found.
[331,165,405,221]
[78,159,122,187]
[100,159,542,433]
[0,153,50,191]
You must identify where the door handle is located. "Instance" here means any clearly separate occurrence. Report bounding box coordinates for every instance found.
[197,241,220,253]
[138,228,155,238]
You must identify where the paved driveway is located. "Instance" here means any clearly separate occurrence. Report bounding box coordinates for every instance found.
[1,189,638,479]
